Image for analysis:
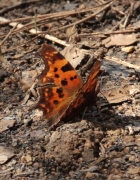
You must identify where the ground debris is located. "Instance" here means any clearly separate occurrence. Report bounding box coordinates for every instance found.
[0,0,140,179]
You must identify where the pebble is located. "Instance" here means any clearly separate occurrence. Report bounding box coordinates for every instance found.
[86,172,94,178]
[121,46,135,53]
[129,155,135,162]
[123,147,130,153]
[117,106,124,112]
[21,154,32,163]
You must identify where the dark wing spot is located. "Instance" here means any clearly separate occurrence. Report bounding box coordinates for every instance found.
[70,75,77,81]
[56,87,64,98]
[61,79,68,86]
[56,87,63,94]
[70,77,74,81]
[74,75,77,79]
[55,74,59,78]
[53,100,59,105]
[61,63,73,72]
[54,67,58,72]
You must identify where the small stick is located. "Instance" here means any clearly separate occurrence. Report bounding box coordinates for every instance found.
[0,17,70,47]
[105,56,140,70]
[8,0,116,35]
[79,28,140,37]
[112,16,126,31]
[0,23,19,46]
[99,0,124,15]
[10,28,137,38]
[8,1,113,34]
[0,2,110,25]
[50,0,116,33]
[122,3,134,28]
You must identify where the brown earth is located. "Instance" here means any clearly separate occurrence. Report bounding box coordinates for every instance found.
[0,0,140,179]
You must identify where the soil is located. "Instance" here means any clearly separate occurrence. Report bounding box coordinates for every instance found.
[0,0,140,179]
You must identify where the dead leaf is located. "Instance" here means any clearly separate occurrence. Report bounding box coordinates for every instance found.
[102,34,137,47]
[66,25,78,43]
[0,119,15,133]
[21,70,38,91]
[101,85,140,104]
[0,145,15,164]
[61,45,87,68]
[133,20,140,28]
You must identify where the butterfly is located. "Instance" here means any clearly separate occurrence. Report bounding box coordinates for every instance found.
[35,44,100,127]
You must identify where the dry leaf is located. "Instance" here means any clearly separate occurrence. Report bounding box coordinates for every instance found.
[101,85,140,104]
[61,45,87,68]
[0,119,15,133]
[66,25,78,43]
[102,34,137,47]
[21,70,38,91]
[0,145,15,164]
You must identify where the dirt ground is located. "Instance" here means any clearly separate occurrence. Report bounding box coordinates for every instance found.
[0,0,140,179]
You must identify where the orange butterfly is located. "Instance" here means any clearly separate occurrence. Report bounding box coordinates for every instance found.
[35,44,100,127]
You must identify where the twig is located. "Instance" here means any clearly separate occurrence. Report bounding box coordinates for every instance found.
[4,0,116,35]
[11,16,63,35]
[5,1,112,35]
[50,0,116,33]
[112,16,126,31]
[99,0,125,15]
[105,56,140,70]
[0,0,116,49]
[0,23,19,46]
[0,0,40,15]
[2,36,37,53]
[0,2,110,25]
[79,28,139,37]
[0,17,70,47]
[16,27,139,38]
[122,3,134,28]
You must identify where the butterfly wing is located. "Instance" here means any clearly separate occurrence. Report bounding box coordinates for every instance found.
[38,44,83,93]
[61,60,101,121]
[35,44,83,126]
